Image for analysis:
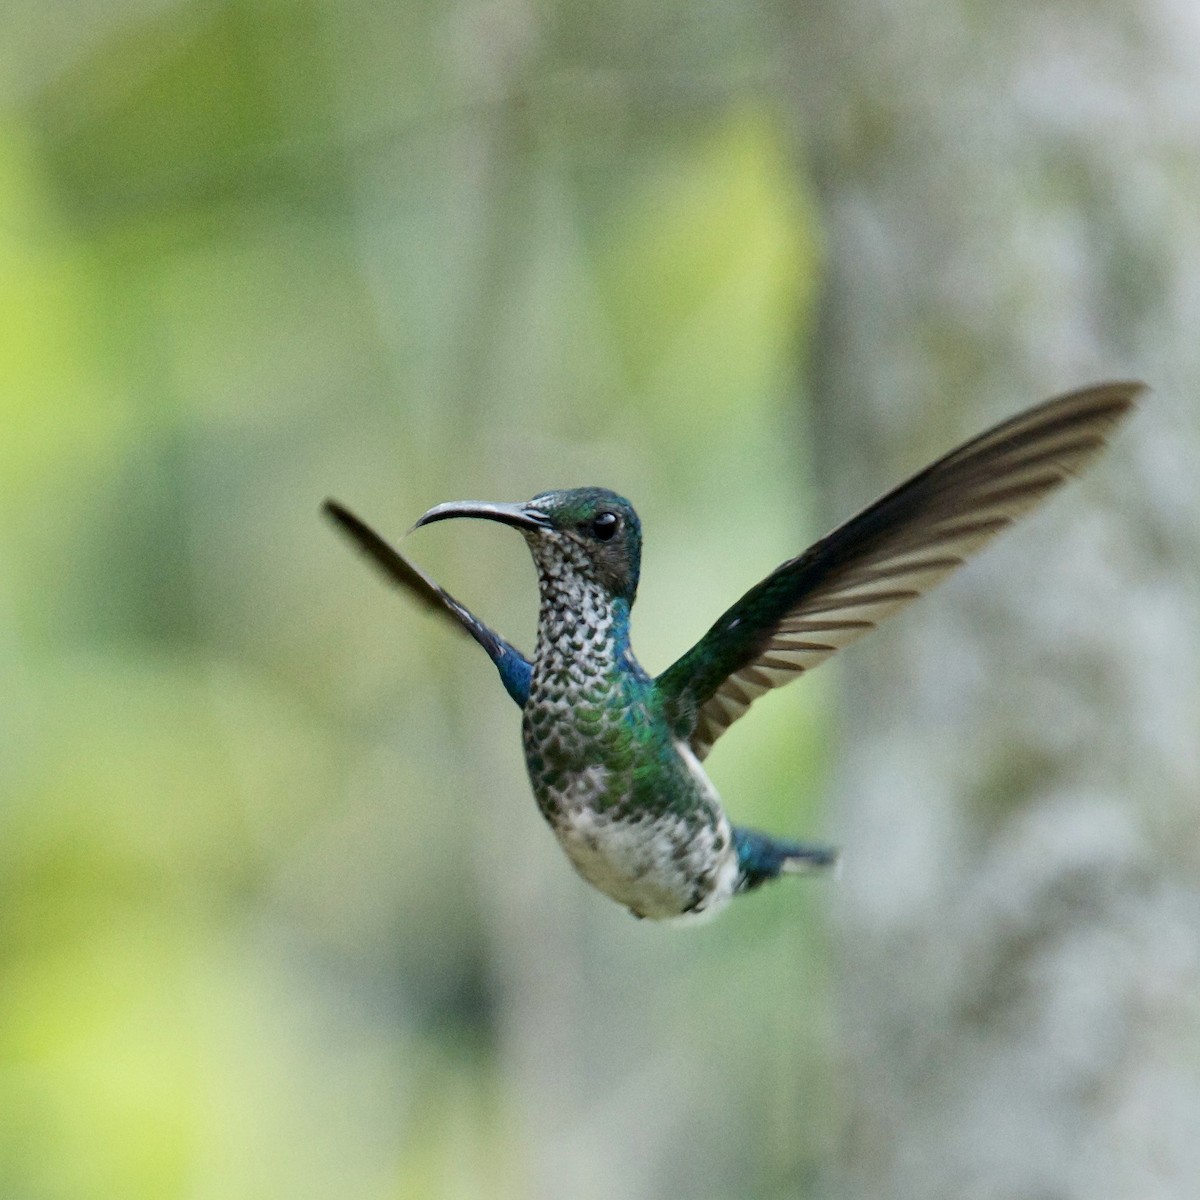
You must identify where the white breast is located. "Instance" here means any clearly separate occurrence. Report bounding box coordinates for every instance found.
[547,757,739,922]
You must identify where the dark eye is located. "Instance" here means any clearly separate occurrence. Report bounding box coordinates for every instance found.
[590,512,619,541]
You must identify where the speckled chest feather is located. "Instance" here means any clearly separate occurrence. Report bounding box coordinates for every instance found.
[520,536,737,919]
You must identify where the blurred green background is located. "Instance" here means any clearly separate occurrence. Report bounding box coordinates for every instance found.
[2,4,839,1197]
[9,1,1197,1196]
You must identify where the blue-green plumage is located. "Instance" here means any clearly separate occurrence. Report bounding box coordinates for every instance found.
[325,381,1139,921]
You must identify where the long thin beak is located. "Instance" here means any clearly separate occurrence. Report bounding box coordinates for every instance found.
[410,500,552,534]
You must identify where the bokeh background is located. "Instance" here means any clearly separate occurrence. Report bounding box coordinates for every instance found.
[2,3,1198,1199]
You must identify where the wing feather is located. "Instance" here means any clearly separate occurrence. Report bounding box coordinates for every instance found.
[656,381,1142,759]
[323,499,533,706]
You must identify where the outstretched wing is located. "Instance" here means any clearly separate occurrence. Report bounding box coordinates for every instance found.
[323,499,533,706]
[656,381,1142,760]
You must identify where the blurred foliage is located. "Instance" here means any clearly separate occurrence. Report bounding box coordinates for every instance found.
[0,2,833,1198]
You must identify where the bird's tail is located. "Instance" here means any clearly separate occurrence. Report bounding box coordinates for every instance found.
[732,825,840,893]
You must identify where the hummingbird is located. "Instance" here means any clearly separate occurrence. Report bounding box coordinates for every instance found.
[324,381,1140,921]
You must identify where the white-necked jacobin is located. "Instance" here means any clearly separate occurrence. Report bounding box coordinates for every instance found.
[325,381,1140,921]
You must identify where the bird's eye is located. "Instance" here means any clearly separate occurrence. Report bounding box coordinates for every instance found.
[590,512,620,541]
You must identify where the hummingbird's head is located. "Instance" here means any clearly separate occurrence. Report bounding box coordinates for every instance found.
[414,487,643,602]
